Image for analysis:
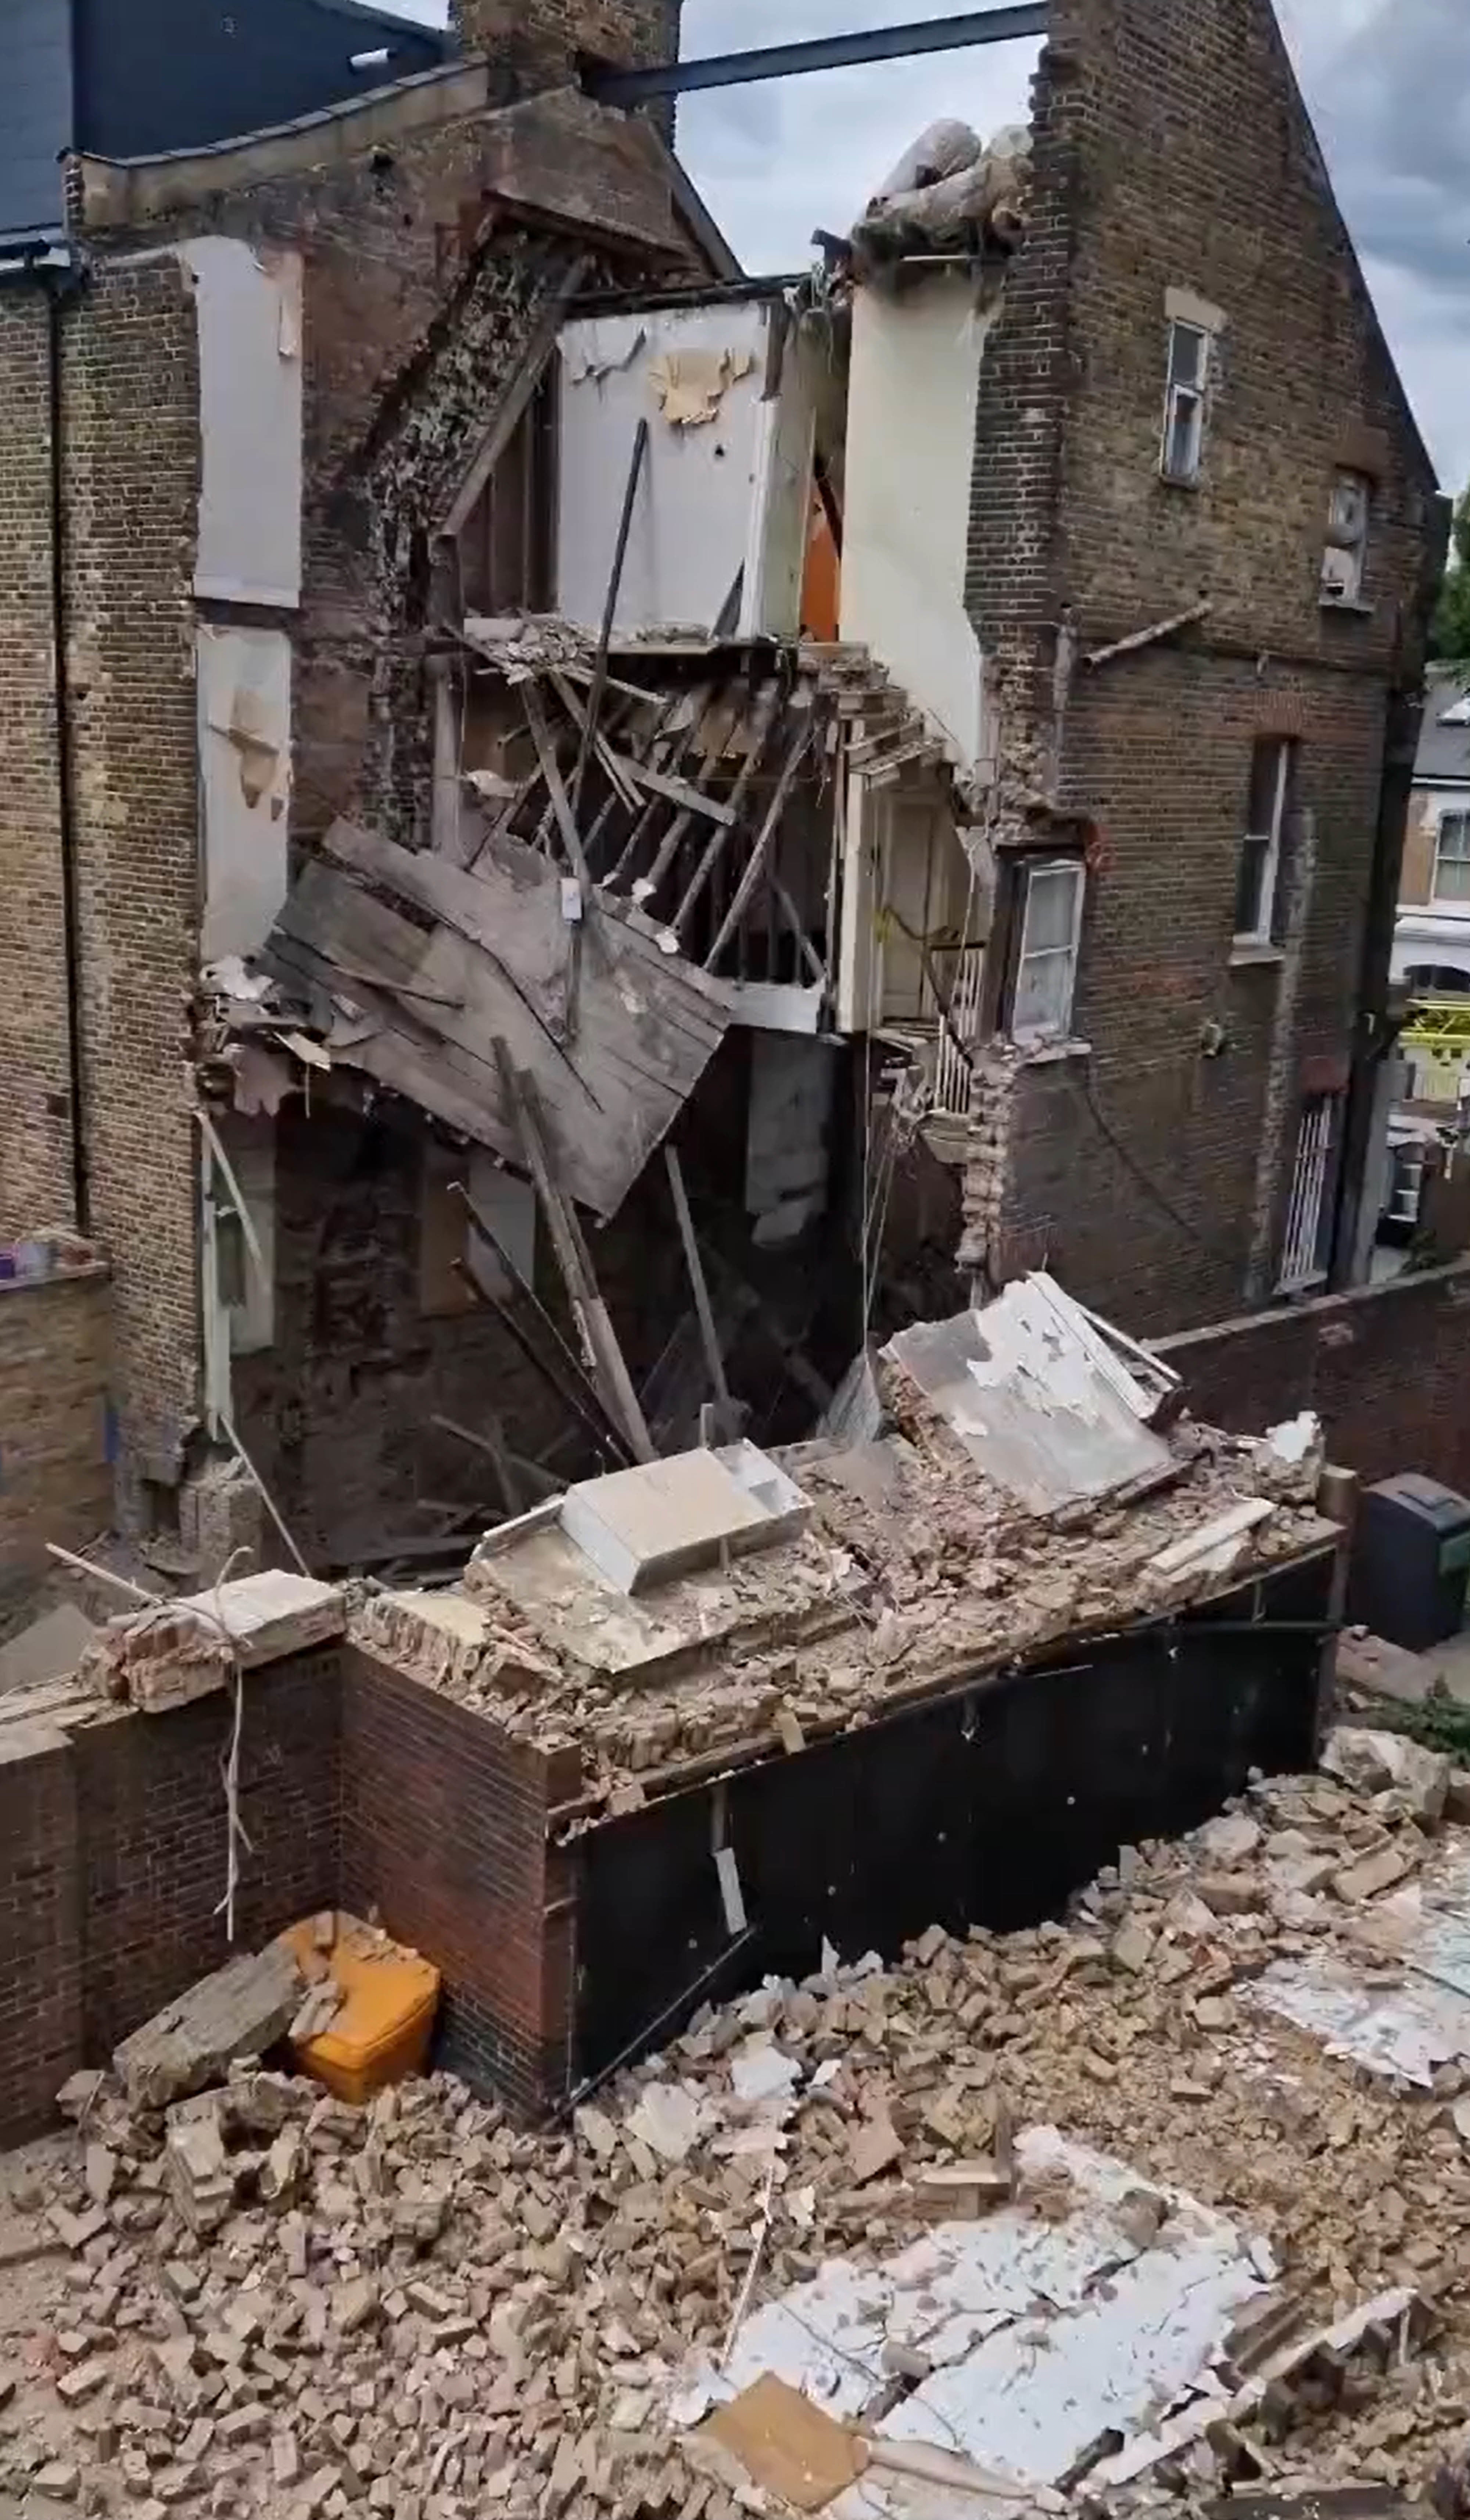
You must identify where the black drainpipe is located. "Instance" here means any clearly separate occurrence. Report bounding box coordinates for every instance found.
[4,247,90,1232]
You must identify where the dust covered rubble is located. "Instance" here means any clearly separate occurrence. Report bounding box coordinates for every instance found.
[346,1414,1337,1800]
[9,1731,1470,2520]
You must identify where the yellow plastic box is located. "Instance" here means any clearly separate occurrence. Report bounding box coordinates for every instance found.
[282,1913,441,2106]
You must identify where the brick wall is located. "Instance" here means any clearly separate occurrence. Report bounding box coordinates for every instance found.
[0,1267,113,1613]
[0,1719,83,2143]
[0,288,76,1232]
[0,1638,580,2145]
[966,0,1443,1328]
[229,1103,565,1564]
[64,258,202,1497]
[73,1651,340,2061]
[1158,1259,1470,1497]
[457,0,681,87]
[340,1653,575,2114]
[0,1649,336,2146]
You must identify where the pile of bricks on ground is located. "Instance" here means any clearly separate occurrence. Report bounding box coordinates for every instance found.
[6,1729,1470,2520]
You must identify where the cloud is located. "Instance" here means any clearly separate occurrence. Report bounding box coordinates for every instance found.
[677,0,1469,489]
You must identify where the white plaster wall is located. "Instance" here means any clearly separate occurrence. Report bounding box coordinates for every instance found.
[183,236,303,607]
[556,302,813,639]
[198,625,293,963]
[840,274,992,765]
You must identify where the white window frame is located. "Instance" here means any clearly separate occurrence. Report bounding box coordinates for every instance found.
[1433,811,1470,905]
[1279,1091,1340,1291]
[1160,320,1210,485]
[1010,857,1085,1049]
[1234,738,1293,947]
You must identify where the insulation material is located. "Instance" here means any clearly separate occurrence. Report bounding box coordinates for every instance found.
[648,346,754,428]
[198,624,292,964]
[674,2129,1271,2499]
[854,120,1032,262]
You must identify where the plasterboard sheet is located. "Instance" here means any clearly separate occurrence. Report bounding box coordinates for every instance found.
[1253,1848,1470,2085]
[885,1280,1171,1514]
[675,2129,1268,2489]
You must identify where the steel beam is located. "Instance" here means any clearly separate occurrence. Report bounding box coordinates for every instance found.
[581,6,1049,106]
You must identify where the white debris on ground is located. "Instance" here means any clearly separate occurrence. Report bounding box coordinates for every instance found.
[8,1728,1470,2520]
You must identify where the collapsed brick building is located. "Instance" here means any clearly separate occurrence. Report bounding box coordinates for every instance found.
[0,0,1447,1582]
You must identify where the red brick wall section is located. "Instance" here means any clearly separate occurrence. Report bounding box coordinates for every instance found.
[1157,1260,1470,1498]
[456,0,681,89]
[71,1651,340,2065]
[964,0,1443,1330]
[0,1721,83,2145]
[0,1268,114,1615]
[0,289,76,1232]
[64,258,203,1499]
[339,1650,576,2115]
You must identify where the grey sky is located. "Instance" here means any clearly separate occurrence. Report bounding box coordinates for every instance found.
[379,0,1470,492]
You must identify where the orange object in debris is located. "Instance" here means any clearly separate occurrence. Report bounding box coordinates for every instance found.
[282,1913,441,2106]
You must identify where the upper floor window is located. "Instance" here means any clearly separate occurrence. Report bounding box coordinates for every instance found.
[1434,812,1470,904]
[1321,470,1371,607]
[1010,858,1085,1046]
[1161,320,1210,485]
[1235,737,1295,945]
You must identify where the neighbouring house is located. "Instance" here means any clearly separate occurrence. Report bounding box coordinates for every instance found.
[0,0,1448,1585]
[1377,665,1470,1247]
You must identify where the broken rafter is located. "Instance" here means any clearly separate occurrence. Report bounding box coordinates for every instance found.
[704,719,818,971]
[1085,599,1212,671]
[669,683,782,936]
[520,681,594,895]
[495,1046,656,1465]
[664,1146,739,1446]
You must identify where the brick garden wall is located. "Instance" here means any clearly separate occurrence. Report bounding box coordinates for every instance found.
[1158,1259,1470,1497]
[0,1266,114,1615]
[0,1642,578,2146]
[340,1653,578,2116]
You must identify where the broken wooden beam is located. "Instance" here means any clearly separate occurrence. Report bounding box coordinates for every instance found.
[705,718,817,970]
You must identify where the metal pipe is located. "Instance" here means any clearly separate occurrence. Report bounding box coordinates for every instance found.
[582,5,1049,104]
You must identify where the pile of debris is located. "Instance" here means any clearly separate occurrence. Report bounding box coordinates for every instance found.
[842,118,1032,284]
[9,1728,1470,2519]
[348,1284,1338,1793]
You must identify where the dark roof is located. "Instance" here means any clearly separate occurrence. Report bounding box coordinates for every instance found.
[0,0,72,246]
[1417,666,1470,786]
[0,0,451,247]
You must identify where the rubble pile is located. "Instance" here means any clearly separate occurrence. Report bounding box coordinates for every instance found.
[7,1730,1470,2519]
[349,1414,1336,1795]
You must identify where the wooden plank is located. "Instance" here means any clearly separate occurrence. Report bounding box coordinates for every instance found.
[664,1147,737,1444]
[669,683,783,934]
[620,758,739,827]
[521,680,593,893]
[497,1049,655,1464]
[705,720,817,970]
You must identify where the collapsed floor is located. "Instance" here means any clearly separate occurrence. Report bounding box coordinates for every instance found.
[7,1728,1470,2520]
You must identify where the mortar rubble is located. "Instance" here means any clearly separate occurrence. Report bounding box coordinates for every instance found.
[6,1729,1470,2520]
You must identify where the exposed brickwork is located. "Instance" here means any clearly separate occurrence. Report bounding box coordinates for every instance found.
[230,1103,561,1564]
[0,290,75,1232]
[0,1269,114,1615]
[340,1651,570,2117]
[965,0,1444,1327]
[0,1722,83,2145]
[64,259,203,1497]
[73,1651,340,2063]
[457,0,681,93]
[1158,1260,1470,1497]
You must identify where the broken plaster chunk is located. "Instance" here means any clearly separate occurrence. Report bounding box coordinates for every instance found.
[1333,1843,1413,1904]
[113,1942,305,2114]
[1322,1726,1450,1823]
[848,2110,903,2184]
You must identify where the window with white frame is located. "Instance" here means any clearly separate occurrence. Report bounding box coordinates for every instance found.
[1234,736,1295,945]
[1321,470,1371,605]
[1010,858,1085,1047]
[1434,812,1470,903]
[1279,1090,1341,1290]
[1161,320,1210,484]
